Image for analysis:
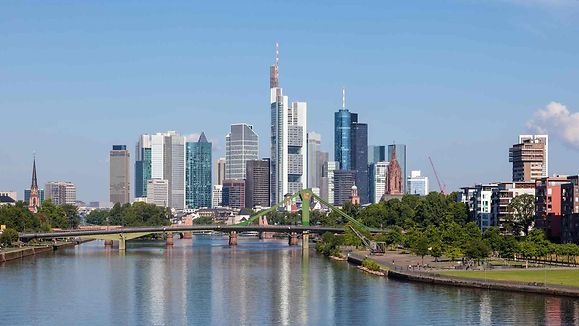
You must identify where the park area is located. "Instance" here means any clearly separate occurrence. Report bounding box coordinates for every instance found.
[439,269,579,287]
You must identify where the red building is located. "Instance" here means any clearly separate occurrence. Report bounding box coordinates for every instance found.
[535,176,579,242]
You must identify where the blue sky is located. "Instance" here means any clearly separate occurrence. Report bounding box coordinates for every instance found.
[1,0,579,202]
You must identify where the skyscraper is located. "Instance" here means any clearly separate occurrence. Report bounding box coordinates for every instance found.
[135,135,152,198]
[388,144,407,193]
[109,145,130,204]
[334,89,352,171]
[225,123,259,180]
[333,170,355,206]
[245,159,270,208]
[510,135,548,182]
[369,161,388,203]
[216,158,226,186]
[368,145,387,164]
[164,132,186,210]
[351,115,368,204]
[307,132,321,189]
[147,179,169,207]
[186,133,212,209]
[322,161,339,205]
[222,179,246,210]
[270,44,307,204]
[28,157,40,213]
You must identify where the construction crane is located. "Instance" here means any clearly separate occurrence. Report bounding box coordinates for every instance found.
[428,156,447,194]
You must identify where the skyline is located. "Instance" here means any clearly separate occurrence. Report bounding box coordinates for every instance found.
[2,1,579,202]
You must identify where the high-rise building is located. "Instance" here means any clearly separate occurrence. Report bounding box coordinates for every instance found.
[388,144,407,193]
[368,145,387,164]
[212,185,223,208]
[321,161,339,205]
[317,151,329,192]
[334,89,352,171]
[225,123,259,180]
[45,181,76,205]
[222,179,246,210]
[109,145,130,204]
[28,157,40,212]
[351,115,368,204]
[407,170,429,196]
[135,135,152,198]
[216,158,226,186]
[333,170,355,206]
[146,179,169,207]
[369,161,388,203]
[245,159,270,208]
[307,132,322,189]
[509,135,548,182]
[186,133,212,209]
[270,44,307,204]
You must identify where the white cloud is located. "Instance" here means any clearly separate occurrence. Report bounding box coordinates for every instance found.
[527,102,579,150]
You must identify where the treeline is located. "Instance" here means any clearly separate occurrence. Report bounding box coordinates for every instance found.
[85,202,171,227]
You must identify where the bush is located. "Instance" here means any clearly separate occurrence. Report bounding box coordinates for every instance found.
[362,259,381,271]
[0,228,19,247]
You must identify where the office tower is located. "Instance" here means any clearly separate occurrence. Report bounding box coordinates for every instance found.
[216,158,226,186]
[45,181,76,205]
[388,144,407,193]
[333,170,355,206]
[109,145,130,204]
[351,116,368,204]
[270,44,307,204]
[222,179,246,210]
[245,159,271,208]
[135,135,152,198]
[318,151,329,191]
[146,179,169,207]
[385,146,403,196]
[186,133,212,209]
[307,132,321,188]
[369,161,388,203]
[334,89,352,171]
[321,161,339,204]
[212,185,223,208]
[225,123,259,180]
[510,135,548,182]
[407,170,429,196]
[164,132,186,210]
[368,145,387,164]
[28,157,40,212]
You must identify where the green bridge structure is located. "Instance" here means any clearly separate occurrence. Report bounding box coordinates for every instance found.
[19,189,383,251]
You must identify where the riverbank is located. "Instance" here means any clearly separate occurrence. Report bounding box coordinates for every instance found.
[0,240,88,263]
[345,252,579,298]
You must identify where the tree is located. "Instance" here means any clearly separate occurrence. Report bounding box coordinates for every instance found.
[483,227,502,254]
[0,228,18,247]
[445,246,463,261]
[37,200,68,229]
[464,238,491,261]
[506,194,535,236]
[61,204,80,229]
[384,226,403,249]
[412,233,430,264]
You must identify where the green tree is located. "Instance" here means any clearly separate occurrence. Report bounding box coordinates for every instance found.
[464,238,491,261]
[37,200,67,229]
[482,227,502,254]
[0,228,18,247]
[61,204,80,229]
[506,194,535,236]
[445,246,463,261]
[412,233,430,264]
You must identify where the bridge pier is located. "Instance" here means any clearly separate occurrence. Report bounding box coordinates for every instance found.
[302,232,309,249]
[289,232,299,246]
[182,231,192,239]
[166,232,174,246]
[228,231,238,246]
[118,237,126,251]
[104,240,113,247]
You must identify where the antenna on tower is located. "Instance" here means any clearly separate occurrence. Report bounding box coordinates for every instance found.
[275,42,279,67]
[342,87,346,110]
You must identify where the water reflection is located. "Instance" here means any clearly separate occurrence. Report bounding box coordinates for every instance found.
[0,238,578,326]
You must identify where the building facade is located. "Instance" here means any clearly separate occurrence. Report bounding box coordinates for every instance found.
[212,185,223,208]
[216,158,226,186]
[225,123,259,180]
[135,135,152,198]
[222,179,246,210]
[146,179,169,207]
[510,135,547,182]
[45,181,76,205]
[270,45,307,204]
[519,134,548,177]
[321,161,339,205]
[245,159,270,208]
[535,176,572,241]
[472,183,498,231]
[333,170,355,206]
[307,132,322,189]
[186,133,212,209]
[369,161,388,203]
[368,145,387,164]
[490,181,535,232]
[407,170,429,196]
[110,145,130,204]
[351,116,368,204]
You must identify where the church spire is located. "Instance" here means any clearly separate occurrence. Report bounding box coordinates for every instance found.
[28,155,40,213]
[31,156,38,190]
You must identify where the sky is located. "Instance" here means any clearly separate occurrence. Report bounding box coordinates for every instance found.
[1,0,579,202]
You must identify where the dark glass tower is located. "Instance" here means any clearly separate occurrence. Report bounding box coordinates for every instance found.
[351,118,369,204]
[186,132,212,209]
[334,109,352,171]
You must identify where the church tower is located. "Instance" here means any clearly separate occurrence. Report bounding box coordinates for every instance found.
[28,157,40,213]
[385,146,403,196]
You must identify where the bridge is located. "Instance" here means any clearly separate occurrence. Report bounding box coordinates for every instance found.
[19,189,382,251]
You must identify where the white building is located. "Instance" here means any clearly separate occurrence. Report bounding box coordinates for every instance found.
[323,161,339,205]
[472,183,498,231]
[407,170,429,196]
[270,44,307,204]
[518,134,549,178]
[146,179,169,207]
[45,181,76,205]
[212,185,223,208]
[225,123,259,180]
[491,182,535,232]
[369,161,388,203]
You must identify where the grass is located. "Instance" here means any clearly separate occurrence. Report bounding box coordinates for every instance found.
[439,269,579,287]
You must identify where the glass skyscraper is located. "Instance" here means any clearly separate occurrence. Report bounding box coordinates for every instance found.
[334,108,352,171]
[135,135,152,198]
[186,133,212,209]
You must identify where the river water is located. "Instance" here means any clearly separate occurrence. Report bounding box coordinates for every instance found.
[1,236,578,326]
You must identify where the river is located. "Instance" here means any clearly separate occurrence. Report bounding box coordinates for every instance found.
[1,236,578,326]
